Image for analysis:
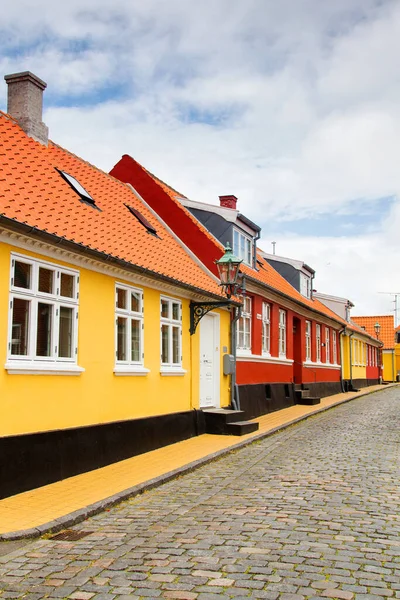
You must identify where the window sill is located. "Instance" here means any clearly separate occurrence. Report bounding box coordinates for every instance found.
[304,361,341,369]
[237,354,293,365]
[160,367,187,377]
[5,362,85,376]
[114,366,150,377]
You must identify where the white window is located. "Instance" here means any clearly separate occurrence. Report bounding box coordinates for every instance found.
[160,297,182,369]
[325,327,330,363]
[300,273,311,299]
[7,254,79,370]
[332,330,337,364]
[237,296,252,351]
[278,309,286,357]
[316,324,321,362]
[305,321,311,361]
[262,302,270,355]
[115,284,144,370]
[353,339,358,365]
[233,228,253,266]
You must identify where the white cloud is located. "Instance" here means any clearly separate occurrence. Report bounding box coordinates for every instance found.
[1,0,399,317]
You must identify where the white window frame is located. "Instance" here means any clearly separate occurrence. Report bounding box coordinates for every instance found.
[114,284,149,376]
[316,324,321,362]
[6,253,82,375]
[325,327,330,363]
[305,320,311,361]
[237,295,252,353]
[233,228,253,267]
[300,273,311,299]
[160,296,185,375]
[332,330,337,364]
[278,309,286,357]
[261,302,271,355]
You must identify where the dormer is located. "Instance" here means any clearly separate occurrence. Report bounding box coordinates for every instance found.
[261,251,315,298]
[179,194,261,269]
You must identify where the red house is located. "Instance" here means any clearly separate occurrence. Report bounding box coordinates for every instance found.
[110,155,351,418]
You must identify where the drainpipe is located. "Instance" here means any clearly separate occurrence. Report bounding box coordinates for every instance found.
[348,331,354,391]
[338,327,346,392]
[392,348,395,382]
[231,305,242,410]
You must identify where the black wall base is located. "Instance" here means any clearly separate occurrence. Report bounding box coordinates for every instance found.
[238,383,296,420]
[304,381,342,398]
[0,410,206,500]
[343,378,380,391]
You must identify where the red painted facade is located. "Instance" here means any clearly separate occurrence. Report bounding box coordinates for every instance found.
[111,156,343,391]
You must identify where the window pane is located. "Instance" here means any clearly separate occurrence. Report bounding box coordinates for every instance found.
[60,273,74,298]
[233,230,239,256]
[59,306,73,358]
[161,324,169,363]
[14,261,31,289]
[11,298,30,355]
[116,288,127,309]
[131,319,140,362]
[240,235,245,259]
[161,300,169,318]
[172,326,180,364]
[246,239,251,264]
[172,303,180,321]
[36,303,53,357]
[38,267,54,294]
[117,317,127,361]
[131,291,141,313]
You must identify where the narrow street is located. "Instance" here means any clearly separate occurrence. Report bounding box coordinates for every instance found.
[1,387,399,600]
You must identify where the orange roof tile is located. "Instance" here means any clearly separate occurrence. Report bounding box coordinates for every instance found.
[0,113,224,298]
[352,315,394,348]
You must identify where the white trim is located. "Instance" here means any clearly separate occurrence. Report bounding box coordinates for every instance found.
[113,366,150,376]
[199,311,220,409]
[5,362,84,375]
[303,361,341,370]
[237,354,294,365]
[160,367,187,376]
[0,228,221,302]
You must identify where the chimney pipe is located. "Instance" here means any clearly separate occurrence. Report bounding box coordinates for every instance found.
[219,195,237,210]
[4,71,48,146]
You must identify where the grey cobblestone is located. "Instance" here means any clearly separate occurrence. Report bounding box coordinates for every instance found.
[1,388,399,599]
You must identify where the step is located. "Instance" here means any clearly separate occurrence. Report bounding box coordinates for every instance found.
[226,421,259,436]
[296,396,321,406]
[295,389,310,400]
[202,409,247,435]
[297,396,320,405]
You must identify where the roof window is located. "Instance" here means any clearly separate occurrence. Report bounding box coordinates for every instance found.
[125,205,158,237]
[56,169,100,210]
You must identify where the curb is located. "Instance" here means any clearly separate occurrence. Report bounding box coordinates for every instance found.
[0,384,397,541]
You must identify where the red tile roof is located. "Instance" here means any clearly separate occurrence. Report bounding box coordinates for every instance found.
[0,113,227,298]
[352,315,395,349]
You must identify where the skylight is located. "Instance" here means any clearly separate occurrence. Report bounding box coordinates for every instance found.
[125,204,158,236]
[56,169,99,209]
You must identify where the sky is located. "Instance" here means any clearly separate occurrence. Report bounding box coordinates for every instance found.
[1,0,400,321]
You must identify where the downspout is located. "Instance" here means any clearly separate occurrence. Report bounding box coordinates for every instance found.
[338,327,346,392]
[231,305,242,410]
[392,348,395,382]
[348,331,354,391]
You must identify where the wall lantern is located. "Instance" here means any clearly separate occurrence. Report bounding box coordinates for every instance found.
[374,322,381,339]
[189,243,243,335]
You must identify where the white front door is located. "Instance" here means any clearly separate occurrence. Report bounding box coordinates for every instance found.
[199,313,220,408]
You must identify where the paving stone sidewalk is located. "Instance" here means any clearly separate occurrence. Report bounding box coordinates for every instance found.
[1,387,399,599]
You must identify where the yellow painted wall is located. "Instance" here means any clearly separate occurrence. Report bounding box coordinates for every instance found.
[0,242,231,435]
[341,335,350,379]
[383,350,396,382]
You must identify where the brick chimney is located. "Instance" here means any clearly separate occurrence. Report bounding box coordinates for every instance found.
[219,195,237,210]
[4,71,48,145]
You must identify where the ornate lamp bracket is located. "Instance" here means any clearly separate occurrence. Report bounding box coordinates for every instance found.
[190,301,232,335]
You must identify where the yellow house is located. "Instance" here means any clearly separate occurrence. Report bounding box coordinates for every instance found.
[340,327,381,390]
[0,72,232,499]
[352,315,395,382]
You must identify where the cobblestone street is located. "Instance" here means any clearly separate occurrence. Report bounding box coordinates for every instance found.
[1,388,399,600]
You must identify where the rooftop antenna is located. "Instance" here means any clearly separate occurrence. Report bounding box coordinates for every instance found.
[271,241,276,255]
[377,292,400,327]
